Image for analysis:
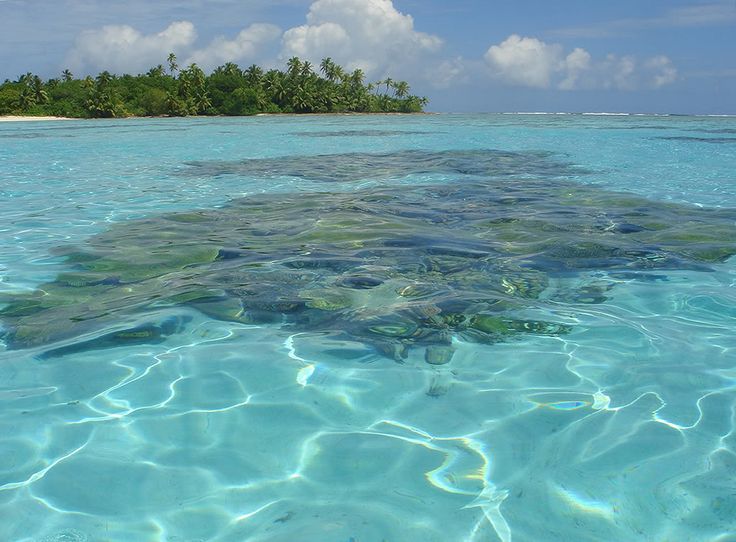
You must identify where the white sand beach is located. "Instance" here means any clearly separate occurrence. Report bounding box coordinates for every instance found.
[0,115,73,122]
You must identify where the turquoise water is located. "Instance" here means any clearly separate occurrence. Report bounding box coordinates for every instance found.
[1,113,735,541]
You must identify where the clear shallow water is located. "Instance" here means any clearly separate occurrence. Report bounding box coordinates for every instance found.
[0,114,735,541]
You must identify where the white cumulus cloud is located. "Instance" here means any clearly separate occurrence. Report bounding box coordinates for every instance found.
[66,21,197,74]
[484,34,677,90]
[281,0,443,78]
[431,57,470,89]
[645,55,678,88]
[64,0,443,81]
[484,35,563,88]
[186,23,281,71]
[558,48,591,90]
[65,20,282,75]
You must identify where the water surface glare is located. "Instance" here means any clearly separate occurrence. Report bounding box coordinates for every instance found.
[1,114,735,542]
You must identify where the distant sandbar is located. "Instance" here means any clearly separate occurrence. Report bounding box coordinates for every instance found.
[0,116,73,122]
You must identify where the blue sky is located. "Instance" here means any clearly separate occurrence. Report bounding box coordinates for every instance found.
[1,0,734,113]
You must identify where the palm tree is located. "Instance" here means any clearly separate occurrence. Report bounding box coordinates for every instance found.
[31,75,49,104]
[87,89,122,118]
[19,87,36,109]
[244,64,263,87]
[167,53,179,75]
[62,69,73,82]
[96,71,112,87]
[147,65,165,78]
[394,81,410,99]
[350,69,365,87]
[263,70,286,106]
[286,57,302,78]
[18,72,34,84]
[193,91,212,115]
[178,63,209,114]
[222,62,242,78]
[320,58,336,81]
[165,92,184,115]
[383,77,394,95]
[321,59,345,84]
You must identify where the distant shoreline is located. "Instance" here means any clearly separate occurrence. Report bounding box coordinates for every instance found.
[1,112,733,123]
[0,112,432,122]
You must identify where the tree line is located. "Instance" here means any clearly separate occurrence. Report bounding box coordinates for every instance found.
[0,55,428,118]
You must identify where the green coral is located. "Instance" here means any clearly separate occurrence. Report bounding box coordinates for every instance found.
[2,172,735,363]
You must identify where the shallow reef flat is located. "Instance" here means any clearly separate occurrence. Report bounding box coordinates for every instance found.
[2,149,735,364]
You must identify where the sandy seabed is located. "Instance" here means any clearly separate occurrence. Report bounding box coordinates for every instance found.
[0,115,73,122]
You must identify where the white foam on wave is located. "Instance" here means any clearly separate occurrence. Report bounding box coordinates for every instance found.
[504,111,571,115]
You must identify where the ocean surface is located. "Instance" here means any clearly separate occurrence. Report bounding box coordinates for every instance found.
[1,113,735,542]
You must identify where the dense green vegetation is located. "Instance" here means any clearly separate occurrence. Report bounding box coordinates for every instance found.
[0,55,428,118]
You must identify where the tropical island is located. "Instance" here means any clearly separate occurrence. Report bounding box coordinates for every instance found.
[0,55,428,118]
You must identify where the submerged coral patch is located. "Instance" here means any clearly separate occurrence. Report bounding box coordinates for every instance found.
[180,149,587,183]
[289,130,437,138]
[654,136,736,144]
[2,152,736,362]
